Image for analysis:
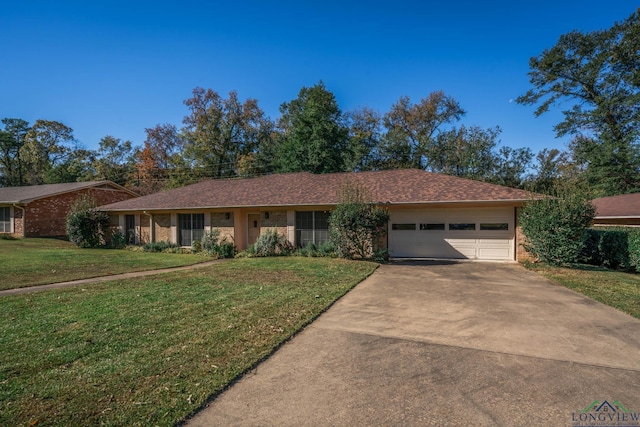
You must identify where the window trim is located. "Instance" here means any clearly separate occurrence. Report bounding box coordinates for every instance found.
[295,211,330,247]
[0,206,12,234]
[178,213,205,247]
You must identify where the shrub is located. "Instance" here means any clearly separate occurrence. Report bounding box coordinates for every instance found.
[329,183,389,260]
[143,241,179,253]
[519,189,595,266]
[580,227,637,271]
[196,229,236,258]
[110,231,127,249]
[66,195,110,248]
[629,229,640,271]
[297,241,336,257]
[253,228,293,257]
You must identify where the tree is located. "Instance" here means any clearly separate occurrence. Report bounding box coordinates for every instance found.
[519,186,595,265]
[527,148,576,194]
[275,81,349,174]
[427,125,499,181]
[329,183,390,260]
[182,88,273,179]
[92,136,137,186]
[377,91,465,169]
[345,108,383,171]
[135,124,189,193]
[489,146,533,188]
[517,9,640,195]
[20,120,75,185]
[0,118,30,186]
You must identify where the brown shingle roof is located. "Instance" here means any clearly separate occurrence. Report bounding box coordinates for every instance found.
[0,181,138,204]
[101,170,532,212]
[592,193,640,218]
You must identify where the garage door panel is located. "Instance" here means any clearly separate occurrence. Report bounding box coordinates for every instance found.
[389,208,514,260]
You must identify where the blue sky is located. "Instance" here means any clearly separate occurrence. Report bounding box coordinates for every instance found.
[0,1,636,155]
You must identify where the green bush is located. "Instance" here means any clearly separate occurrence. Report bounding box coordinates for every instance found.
[196,229,236,258]
[580,227,640,271]
[329,183,389,260]
[629,229,640,271]
[296,241,336,257]
[66,195,110,248]
[519,189,595,266]
[253,228,293,257]
[110,231,127,249]
[143,241,179,253]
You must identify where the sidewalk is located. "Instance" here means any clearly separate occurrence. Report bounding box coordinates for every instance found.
[0,260,223,296]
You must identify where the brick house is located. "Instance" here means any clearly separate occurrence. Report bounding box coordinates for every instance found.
[0,181,139,238]
[101,170,533,261]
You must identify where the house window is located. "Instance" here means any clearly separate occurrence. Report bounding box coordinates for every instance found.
[449,223,476,231]
[125,215,135,244]
[420,223,445,230]
[178,213,204,246]
[0,207,10,233]
[296,211,329,247]
[392,223,416,230]
[480,223,509,231]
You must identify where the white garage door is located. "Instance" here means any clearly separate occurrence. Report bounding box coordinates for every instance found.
[389,207,515,260]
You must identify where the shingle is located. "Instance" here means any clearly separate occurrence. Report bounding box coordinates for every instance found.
[0,181,121,204]
[101,170,532,211]
[592,193,640,218]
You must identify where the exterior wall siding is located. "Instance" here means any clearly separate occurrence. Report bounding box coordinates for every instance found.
[24,188,136,238]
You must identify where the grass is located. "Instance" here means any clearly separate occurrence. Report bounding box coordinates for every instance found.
[528,263,640,319]
[0,238,208,290]
[0,257,377,426]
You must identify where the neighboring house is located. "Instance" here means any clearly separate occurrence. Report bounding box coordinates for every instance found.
[592,193,640,226]
[0,181,139,238]
[101,169,534,261]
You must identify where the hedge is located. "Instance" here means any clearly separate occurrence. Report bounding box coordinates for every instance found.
[579,227,640,272]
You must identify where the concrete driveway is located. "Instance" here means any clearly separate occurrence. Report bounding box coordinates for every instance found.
[186,261,640,426]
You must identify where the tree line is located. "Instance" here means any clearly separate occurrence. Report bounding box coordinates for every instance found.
[2,8,638,197]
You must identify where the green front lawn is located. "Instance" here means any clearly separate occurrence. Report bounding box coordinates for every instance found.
[0,238,207,290]
[0,257,377,426]
[529,263,640,319]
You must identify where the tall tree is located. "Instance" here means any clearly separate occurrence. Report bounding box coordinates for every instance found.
[489,146,533,188]
[345,108,382,171]
[92,136,137,186]
[275,81,349,174]
[517,9,640,195]
[427,125,499,180]
[0,118,30,186]
[20,120,75,185]
[182,88,272,179]
[377,91,465,169]
[135,124,188,193]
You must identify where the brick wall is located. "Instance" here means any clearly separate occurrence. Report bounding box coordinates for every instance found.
[24,188,136,237]
[515,208,535,262]
[154,214,172,242]
[13,207,24,237]
[259,210,287,241]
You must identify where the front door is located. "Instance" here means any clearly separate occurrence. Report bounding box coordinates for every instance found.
[125,214,135,244]
[248,213,261,245]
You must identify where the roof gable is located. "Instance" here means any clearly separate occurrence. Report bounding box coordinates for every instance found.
[101,170,532,212]
[0,181,138,204]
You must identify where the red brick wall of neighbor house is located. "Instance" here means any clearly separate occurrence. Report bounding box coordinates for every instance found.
[12,208,24,237]
[24,188,136,237]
